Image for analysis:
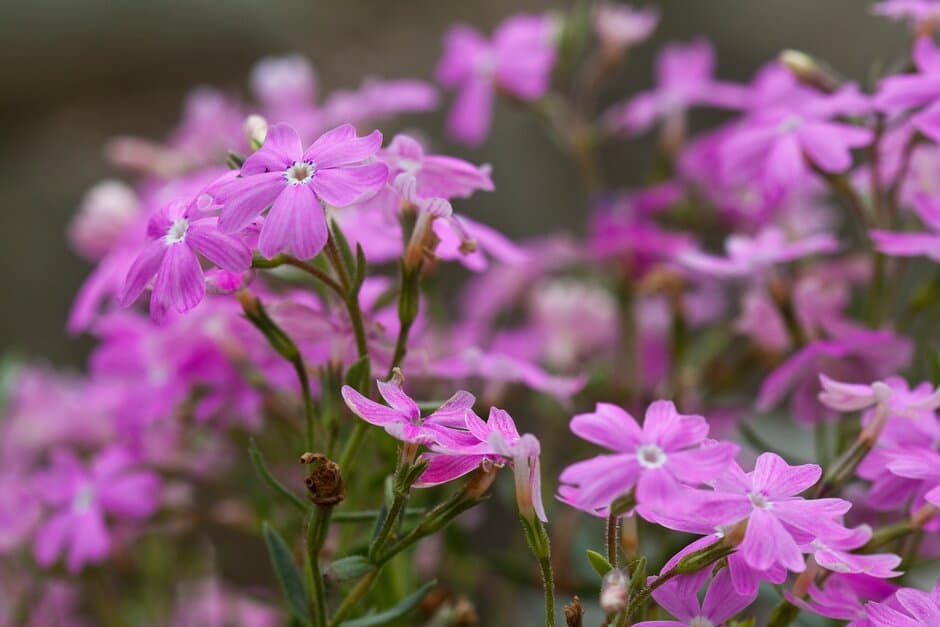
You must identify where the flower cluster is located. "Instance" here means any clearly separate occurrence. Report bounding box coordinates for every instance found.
[5,2,940,625]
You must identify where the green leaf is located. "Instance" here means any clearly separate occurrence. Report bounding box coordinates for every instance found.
[628,556,647,596]
[353,244,367,291]
[249,439,308,513]
[325,555,375,582]
[330,219,357,286]
[344,356,370,393]
[262,521,312,626]
[586,549,613,577]
[339,580,437,627]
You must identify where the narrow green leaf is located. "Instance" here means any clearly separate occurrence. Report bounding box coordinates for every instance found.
[325,555,375,582]
[339,580,437,627]
[628,556,647,596]
[344,356,370,393]
[586,549,613,577]
[330,219,357,285]
[249,439,308,513]
[353,243,367,291]
[262,521,313,626]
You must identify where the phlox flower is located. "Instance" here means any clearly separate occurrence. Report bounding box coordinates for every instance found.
[635,567,754,627]
[804,525,902,578]
[606,39,744,136]
[33,447,161,572]
[700,453,850,577]
[341,372,474,445]
[785,573,897,626]
[319,77,438,130]
[119,196,251,323]
[872,189,940,261]
[678,226,838,279]
[819,374,940,417]
[68,180,141,262]
[210,123,387,259]
[486,409,547,522]
[866,582,940,626]
[592,3,659,56]
[436,13,557,145]
[873,0,940,28]
[876,37,940,142]
[558,401,738,515]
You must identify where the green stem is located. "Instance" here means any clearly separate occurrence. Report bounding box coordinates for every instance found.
[252,253,345,297]
[307,506,333,627]
[327,570,378,627]
[520,515,555,627]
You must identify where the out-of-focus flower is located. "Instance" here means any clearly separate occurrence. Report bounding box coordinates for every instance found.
[437,13,557,145]
[33,447,161,572]
[873,0,940,29]
[785,573,897,626]
[804,525,902,578]
[876,37,940,142]
[211,123,386,259]
[678,227,838,279]
[119,197,251,322]
[872,191,940,261]
[599,568,629,614]
[170,578,281,627]
[605,39,744,136]
[559,401,738,514]
[592,4,659,58]
[68,181,141,262]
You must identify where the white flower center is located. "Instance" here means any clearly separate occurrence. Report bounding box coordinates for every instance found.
[284,161,316,185]
[748,491,772,509]
[636,444,667,469]
[72,484,96,513]
[397,158,422,174]
[689,617,715,627]
[777,114,803,134]
[165,218,189,244]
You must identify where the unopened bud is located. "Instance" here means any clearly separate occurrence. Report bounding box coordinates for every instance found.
[779,49,841,93]
[599,568,629,614]
[564,596,584,627]
[244,114,268,151]
[463,458,501,500]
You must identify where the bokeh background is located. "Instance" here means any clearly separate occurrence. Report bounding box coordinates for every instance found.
[0,0,908,365]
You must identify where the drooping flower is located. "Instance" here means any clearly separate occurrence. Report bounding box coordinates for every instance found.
[33,447,161,572]
[210,123,387,259]
[340,371,475,445]
[119,196,251,322]
[559,401,738,515]
[486,409,547,522]
[436,14,557,145]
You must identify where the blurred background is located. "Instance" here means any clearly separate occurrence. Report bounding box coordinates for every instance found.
[0,0,909,366]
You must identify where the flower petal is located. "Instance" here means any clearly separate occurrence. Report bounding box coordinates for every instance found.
[119,239,167,307]
[312,163,389,207]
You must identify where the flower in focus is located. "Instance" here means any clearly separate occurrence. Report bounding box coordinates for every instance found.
[635,567,754,627]
[866,582,940,626]
[559,401,738,515]
[486,408,547,522]
[211,123,387,259]
[436,13,557,145]
[33,447,161,572]
[119,197,251,322]
[341,371,475,445]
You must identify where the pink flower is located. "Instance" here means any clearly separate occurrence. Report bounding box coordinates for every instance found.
[211,123,387,259]
[635,567,754,627]
[559,401,738,515]
[872,191,940,261]
[805,525,902,578]
[876,37,940,143]
[33,447,161,572]
[703,453,850,576]
[485,410,547,522]
[873,0,940,28]
[606,39,745,136]
[341,373,475,445]
[119,197,251,322]
[678,227,838,279]
[379,134,494,202]
[592,4,659,55]
[866,582,940,626]
[68,180,141,262]
[436,14,557,145]
[170,578,281,627]
[785,573,897,626]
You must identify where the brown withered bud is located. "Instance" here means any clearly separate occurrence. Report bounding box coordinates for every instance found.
[564,596,584,627]
[303,454,345,506]
[298,452,317,464]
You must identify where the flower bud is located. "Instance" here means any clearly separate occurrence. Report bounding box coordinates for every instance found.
[243,114,268,151]
[779,49,841,93]
[599,568,628,614]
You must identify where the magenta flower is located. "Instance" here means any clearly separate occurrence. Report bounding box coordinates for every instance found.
[866,582,940,626]
[211,123,387,259]
[559,401,738,515]
[341,373,475,445]
[635,568,754,627]
[606,39,745,136]
[704,453,850,575]
[416,406,516,487]
[785,574,897,626]
[380,134,494,201]
[872,193,940,261]
[119,197,251,322]
[485,410,547,522]
[436,14,557,145]
[722,84,871,198]
[33,447,161,572]
[805,525,902,578]
[678,227,838,279]
[873,0,940,27]
[876,37,940,143]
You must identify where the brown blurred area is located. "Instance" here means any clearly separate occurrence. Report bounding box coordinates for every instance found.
[0,0,907,366]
